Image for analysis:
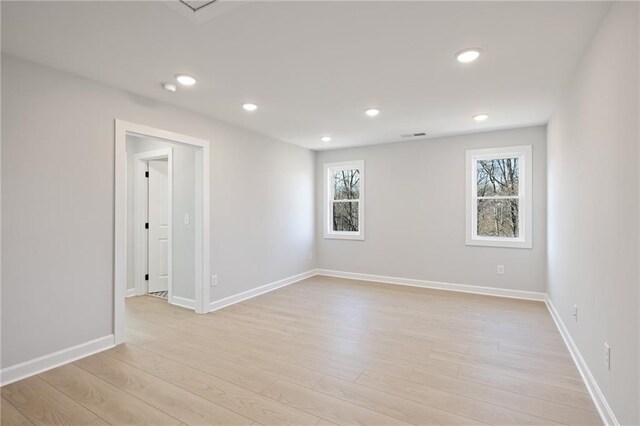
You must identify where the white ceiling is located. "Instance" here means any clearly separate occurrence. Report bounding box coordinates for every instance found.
[1,1,610,150]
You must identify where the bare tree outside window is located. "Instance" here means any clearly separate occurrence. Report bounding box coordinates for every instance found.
[476,158,519,237]
[466,146,531,248]
[325,161,365,240]
[332,169,360,232]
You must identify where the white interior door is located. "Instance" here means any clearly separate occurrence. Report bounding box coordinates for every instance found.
[148,160,169,293]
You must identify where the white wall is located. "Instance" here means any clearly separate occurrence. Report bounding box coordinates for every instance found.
[126,135,197,301]
[547,3,639,424]
[316,126,547,293]
[0,55,316,368]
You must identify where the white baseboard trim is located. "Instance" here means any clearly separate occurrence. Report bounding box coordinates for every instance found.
[209,269,318,312]
[545,298,617,426]
[171,296,196,310]
[0,335,115,387]
[316,269,547,301]
[316,269,612,423]
[126,288,137,298]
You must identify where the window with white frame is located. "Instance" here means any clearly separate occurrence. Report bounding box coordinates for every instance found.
[324,161,364,240]
[466,146,532,248]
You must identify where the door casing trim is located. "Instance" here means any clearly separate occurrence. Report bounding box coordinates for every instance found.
[115,120,211,345]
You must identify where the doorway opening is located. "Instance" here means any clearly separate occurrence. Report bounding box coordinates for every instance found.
[132,147,173,302]
[114,120,211,345]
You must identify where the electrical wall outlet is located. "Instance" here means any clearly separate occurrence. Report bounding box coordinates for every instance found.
[211,275,218,287]
[496,265,505,275]
[308,252,313,261]
[572,304,578,321]
[604,343,611,370]
[184,214,190,225]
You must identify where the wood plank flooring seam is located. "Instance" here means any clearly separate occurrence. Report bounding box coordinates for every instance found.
[101,344,320,425]
[72,353,256,426]
[37,367,183,426]
[5,276,599,426]
[406,368,599,425]
[312,374,486,426]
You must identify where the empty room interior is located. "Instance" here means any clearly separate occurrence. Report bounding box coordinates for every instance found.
[1,1,639,425]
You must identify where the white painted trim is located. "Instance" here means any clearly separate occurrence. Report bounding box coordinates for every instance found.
[545,297,617,426]
[323,160,365,240]
[114,119,211,345]
[315,269,546,301]
[134,149,173,302]
[126,288,137,298]
[465,145,533,249]
[209,270,318,312]
[207,268,547,313]
[196,144,211,315]
[311,269,609,424]
[114,120,127,345]
[2,267,609,426]
[0,335,115,387]
[172,296,196,310]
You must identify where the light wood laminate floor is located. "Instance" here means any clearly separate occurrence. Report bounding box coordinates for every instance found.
[2,276,601,425]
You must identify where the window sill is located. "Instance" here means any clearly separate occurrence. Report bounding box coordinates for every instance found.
[324,233,365,241]
[466,238,532,249]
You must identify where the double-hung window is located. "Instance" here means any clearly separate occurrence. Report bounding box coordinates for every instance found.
[324,161,364,240]
[466,146,532,248]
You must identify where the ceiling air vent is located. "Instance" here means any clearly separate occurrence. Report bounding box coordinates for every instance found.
[400,132,427,138]
[179,0,218,12]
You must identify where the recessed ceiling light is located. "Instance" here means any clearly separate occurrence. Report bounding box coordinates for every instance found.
[175,74,197,86]
[456,48,481,63]
[242,103,258,112]
[161,82,177,92]
[473,113,489,122]
[365,108,381,117]
[321,136,332,142]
